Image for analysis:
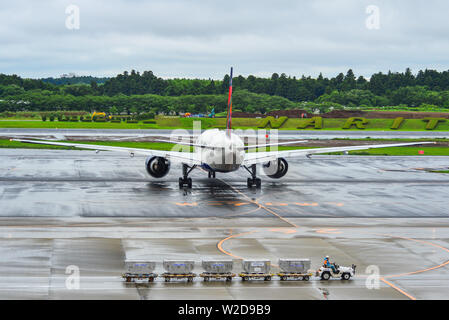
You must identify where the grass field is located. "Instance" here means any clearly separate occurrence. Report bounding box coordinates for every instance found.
[1,139,448,156]
[0,120,161,129]
[1,117,449,130]
[290,118,449,131]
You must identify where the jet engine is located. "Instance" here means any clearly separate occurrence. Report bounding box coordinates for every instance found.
[145,156,170,178]
[263,157,288,179]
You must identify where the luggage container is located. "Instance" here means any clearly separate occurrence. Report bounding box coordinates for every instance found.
[162,260,196,282]
[122,260,158,283]
[240,260,273,281]
[202,260,233,274]
[278,259,311,274]
[163,260,195,274]
[242,260,271,274]
[277,258,313,281]
[200,260,235,281]
[125,260,156,274]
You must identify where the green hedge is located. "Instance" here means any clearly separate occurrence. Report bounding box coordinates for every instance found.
[342,117,369,129]
[136,112,155,120]
[390,117,404,130]
[297,117,322,129]
[422,118,446,130]
[257,116,288,128]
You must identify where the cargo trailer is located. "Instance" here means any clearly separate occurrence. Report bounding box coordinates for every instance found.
[122,260,158,283]
[199,260,235,281]
[240,260,273,281]
[162,260,196,282]
[277,258,313,281]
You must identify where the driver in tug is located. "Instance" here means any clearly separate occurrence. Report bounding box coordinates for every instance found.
[324,256,338,273]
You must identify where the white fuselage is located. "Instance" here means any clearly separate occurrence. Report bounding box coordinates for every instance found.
[195,129,245,172]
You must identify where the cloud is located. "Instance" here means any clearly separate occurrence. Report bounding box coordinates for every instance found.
[1,0,449,79]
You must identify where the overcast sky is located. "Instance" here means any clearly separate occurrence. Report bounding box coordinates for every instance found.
[1,0,448,79]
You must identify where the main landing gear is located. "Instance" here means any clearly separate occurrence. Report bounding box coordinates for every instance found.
[208,171,216,179]
[179,164,196,188]
[244,164,261,188]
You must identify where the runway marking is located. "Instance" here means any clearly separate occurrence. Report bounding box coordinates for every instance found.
[295,202,319,207]
[205,200,251,207]
[216,228,449,300]
[223,206,262,218]
[315,228,341,234]
[380,278,417,300]
[216,179,299,229]
[234,202,250,207]
[242,199,298,228]
[269,228,297,234]
[265,202,288,206]
[206,201,225,206]
[382,234,449,279]
[324,202,344,207]
[216,180,298,264]
[175,202,198,206]
[375,233,449,300]
[217,231,259,259]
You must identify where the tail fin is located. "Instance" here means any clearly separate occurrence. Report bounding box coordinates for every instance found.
[226,67,233,137]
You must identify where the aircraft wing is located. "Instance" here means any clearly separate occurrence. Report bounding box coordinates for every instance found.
[243,141,436,165]
[155,139,225,150]
[241,140,307,151]
[11,139,202,165]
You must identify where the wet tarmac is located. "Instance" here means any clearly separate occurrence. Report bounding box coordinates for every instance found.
[0,149,448,299]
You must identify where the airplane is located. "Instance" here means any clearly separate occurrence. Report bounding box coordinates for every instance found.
[12,67,435,189]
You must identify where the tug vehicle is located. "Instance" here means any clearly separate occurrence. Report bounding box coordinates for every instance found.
[316,263,356,280]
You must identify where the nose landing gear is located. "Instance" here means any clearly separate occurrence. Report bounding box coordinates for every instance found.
[247,177,261,188]
[179,164,196,188]
[179,177,192,188]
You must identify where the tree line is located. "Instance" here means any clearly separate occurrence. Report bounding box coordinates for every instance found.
[1,68,449,114]
[41,75,109,86]
[0,89,299,115]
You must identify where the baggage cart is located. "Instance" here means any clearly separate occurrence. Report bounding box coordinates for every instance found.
[239,273,274,281]
[277,271,313,281]
[122,273,158,283]
[163,260,195,274]
[161,273,197,282]
[199,272,235,282]
[242,260,271,274]
[202,260,234,274]
[122,260,157,283]
[278,259,311,274]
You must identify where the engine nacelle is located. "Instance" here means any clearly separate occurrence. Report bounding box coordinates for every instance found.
[145,156,170,178]
[263,157,288,179]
